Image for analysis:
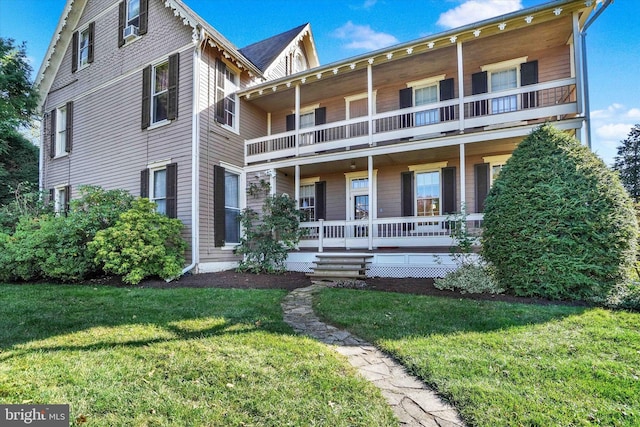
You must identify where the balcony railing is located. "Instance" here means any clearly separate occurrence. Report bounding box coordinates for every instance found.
[298,214,484,251]
[245,78,577,164]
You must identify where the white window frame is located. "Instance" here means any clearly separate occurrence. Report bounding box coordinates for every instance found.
[54,185,67,214]
[344,170,377,221]
[217,61,240,133]
[409,162,448,217]
[221,163,245,249]
[150,59,170,126]
[149,167,167,215]
[55,105,68,157]
[481,57,528,114]
[77,25,91,70]
[300,177,319,222]
[483,154,512,185]
[407,74,446,125]
[126,0,140,28]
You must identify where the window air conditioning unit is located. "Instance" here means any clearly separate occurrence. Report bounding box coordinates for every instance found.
[123,25,139,41]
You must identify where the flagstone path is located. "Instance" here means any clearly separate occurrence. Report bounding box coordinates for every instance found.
[282,283,466,427]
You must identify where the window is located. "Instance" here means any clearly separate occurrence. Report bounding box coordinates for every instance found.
[215,59,238,130]
[72,23,94,72]
[126,0,140,28]
[300,184,316,221]
[150,168,167,215]
[142,54,179,129]
[416,171,440,216]
[414,84,439,125]
[52,186,70,215]
[402,75,455,126]
[78,28,90,68]
[483,154,512,186]
[141,163,177,217]
[56,105,67,156]
[224,171,241,244]
[118,0,147,47]
[300,111,315,129]
[152,61,169,124]
[479,57,528,114]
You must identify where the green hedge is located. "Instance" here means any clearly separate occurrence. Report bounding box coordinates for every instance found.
[482,124,638,301]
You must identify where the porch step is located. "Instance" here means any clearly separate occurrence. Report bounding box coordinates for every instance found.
[306,253,372,281]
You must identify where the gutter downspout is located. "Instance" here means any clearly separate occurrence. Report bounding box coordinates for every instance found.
[581,0,613,149]
[38,116,44,192]
[182,28,204,275]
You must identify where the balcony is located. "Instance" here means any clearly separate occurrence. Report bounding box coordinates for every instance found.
[245,78,576,164]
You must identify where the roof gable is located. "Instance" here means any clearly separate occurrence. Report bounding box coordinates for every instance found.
[240,23,310,72]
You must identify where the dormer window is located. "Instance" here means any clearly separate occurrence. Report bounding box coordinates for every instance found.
[126,0,140,28]
[118,0,148,47]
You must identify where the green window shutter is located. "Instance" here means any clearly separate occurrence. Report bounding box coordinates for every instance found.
[474,163,490,213]
[442,166,456,215]
[88,22,95,63]
[141,65,151,129]
[49,109,56,159]
[471,71,488,116]
[401,171,414,217]
[439,77,455,121]
[138,0,148,35]
[118,1,125,47]
[167,53,179,121]
[286,114,295,131]
[315,181,326,220]
[140,169,149,198]
[65,101,73,153]
[521,60,539,109]
[213,165,226,247]
[165,163,177,218]
[72,31,78,73]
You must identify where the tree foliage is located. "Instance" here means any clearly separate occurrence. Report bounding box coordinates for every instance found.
[0,38,39,145]
[613,124,640,202]
[0,38,39,208]
[235,180,306,273]
[482,124,638,302]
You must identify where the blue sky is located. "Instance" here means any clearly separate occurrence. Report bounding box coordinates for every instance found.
[1,0,638,164]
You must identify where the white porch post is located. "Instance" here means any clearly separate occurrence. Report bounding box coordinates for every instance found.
[572,12,584,116]
[459,143,466,211]
[457,41,465,132]
[295,84,301,156]
[294,164,300,208]
[367,63,374,146]
[368,155,373,250]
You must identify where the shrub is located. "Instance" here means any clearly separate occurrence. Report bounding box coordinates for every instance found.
[89,198,186,284]
[0,181,52,234]
[0,186,135,282]
[482,124,638,301]
[607,281,640,311]
[235,181,306,273]
[434,264,504,294]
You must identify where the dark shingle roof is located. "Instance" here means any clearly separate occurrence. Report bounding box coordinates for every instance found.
[240,23,308,72]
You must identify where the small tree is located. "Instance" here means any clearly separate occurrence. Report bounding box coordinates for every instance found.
[482,124,638,302]
[613,124,640,202]
[235,180,306,273]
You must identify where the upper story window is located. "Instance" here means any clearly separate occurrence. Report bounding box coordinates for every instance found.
[49,101,73,158]
[152,61,169,124]
[118,0,148,47]
[215,59,239,131]
[401,75,456,126]
[142,53,179,129]
[72,22,94,72]
[471,57,539,115]
[126,0,140,28]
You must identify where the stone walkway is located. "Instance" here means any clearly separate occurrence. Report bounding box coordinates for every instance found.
[282,283,466,427]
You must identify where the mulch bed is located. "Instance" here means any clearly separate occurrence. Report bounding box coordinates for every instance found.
[80,270,586,307]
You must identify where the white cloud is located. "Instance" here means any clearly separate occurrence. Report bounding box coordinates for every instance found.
[626,108,640,120]
[590,104,639,165]
[437,0,523,29]
[332,21,399,51]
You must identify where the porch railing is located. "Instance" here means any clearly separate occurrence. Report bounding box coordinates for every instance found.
[298,214,484,251]
[245,78,577,164]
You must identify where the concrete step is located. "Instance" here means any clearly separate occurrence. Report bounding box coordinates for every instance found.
[313,264,367,271]
[307,269,365,278]
[314,260,370,266]
[306,274,367,281]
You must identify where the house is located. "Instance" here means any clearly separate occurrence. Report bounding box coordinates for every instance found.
[36,0,608,278]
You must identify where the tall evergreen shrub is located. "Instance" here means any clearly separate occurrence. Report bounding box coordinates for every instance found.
[482,124,638,301]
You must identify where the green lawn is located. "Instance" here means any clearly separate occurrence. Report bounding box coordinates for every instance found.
[0,285,396,426]
[315,289,640,427]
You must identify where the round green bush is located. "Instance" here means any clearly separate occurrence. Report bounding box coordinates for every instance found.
[482,124,638,301]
